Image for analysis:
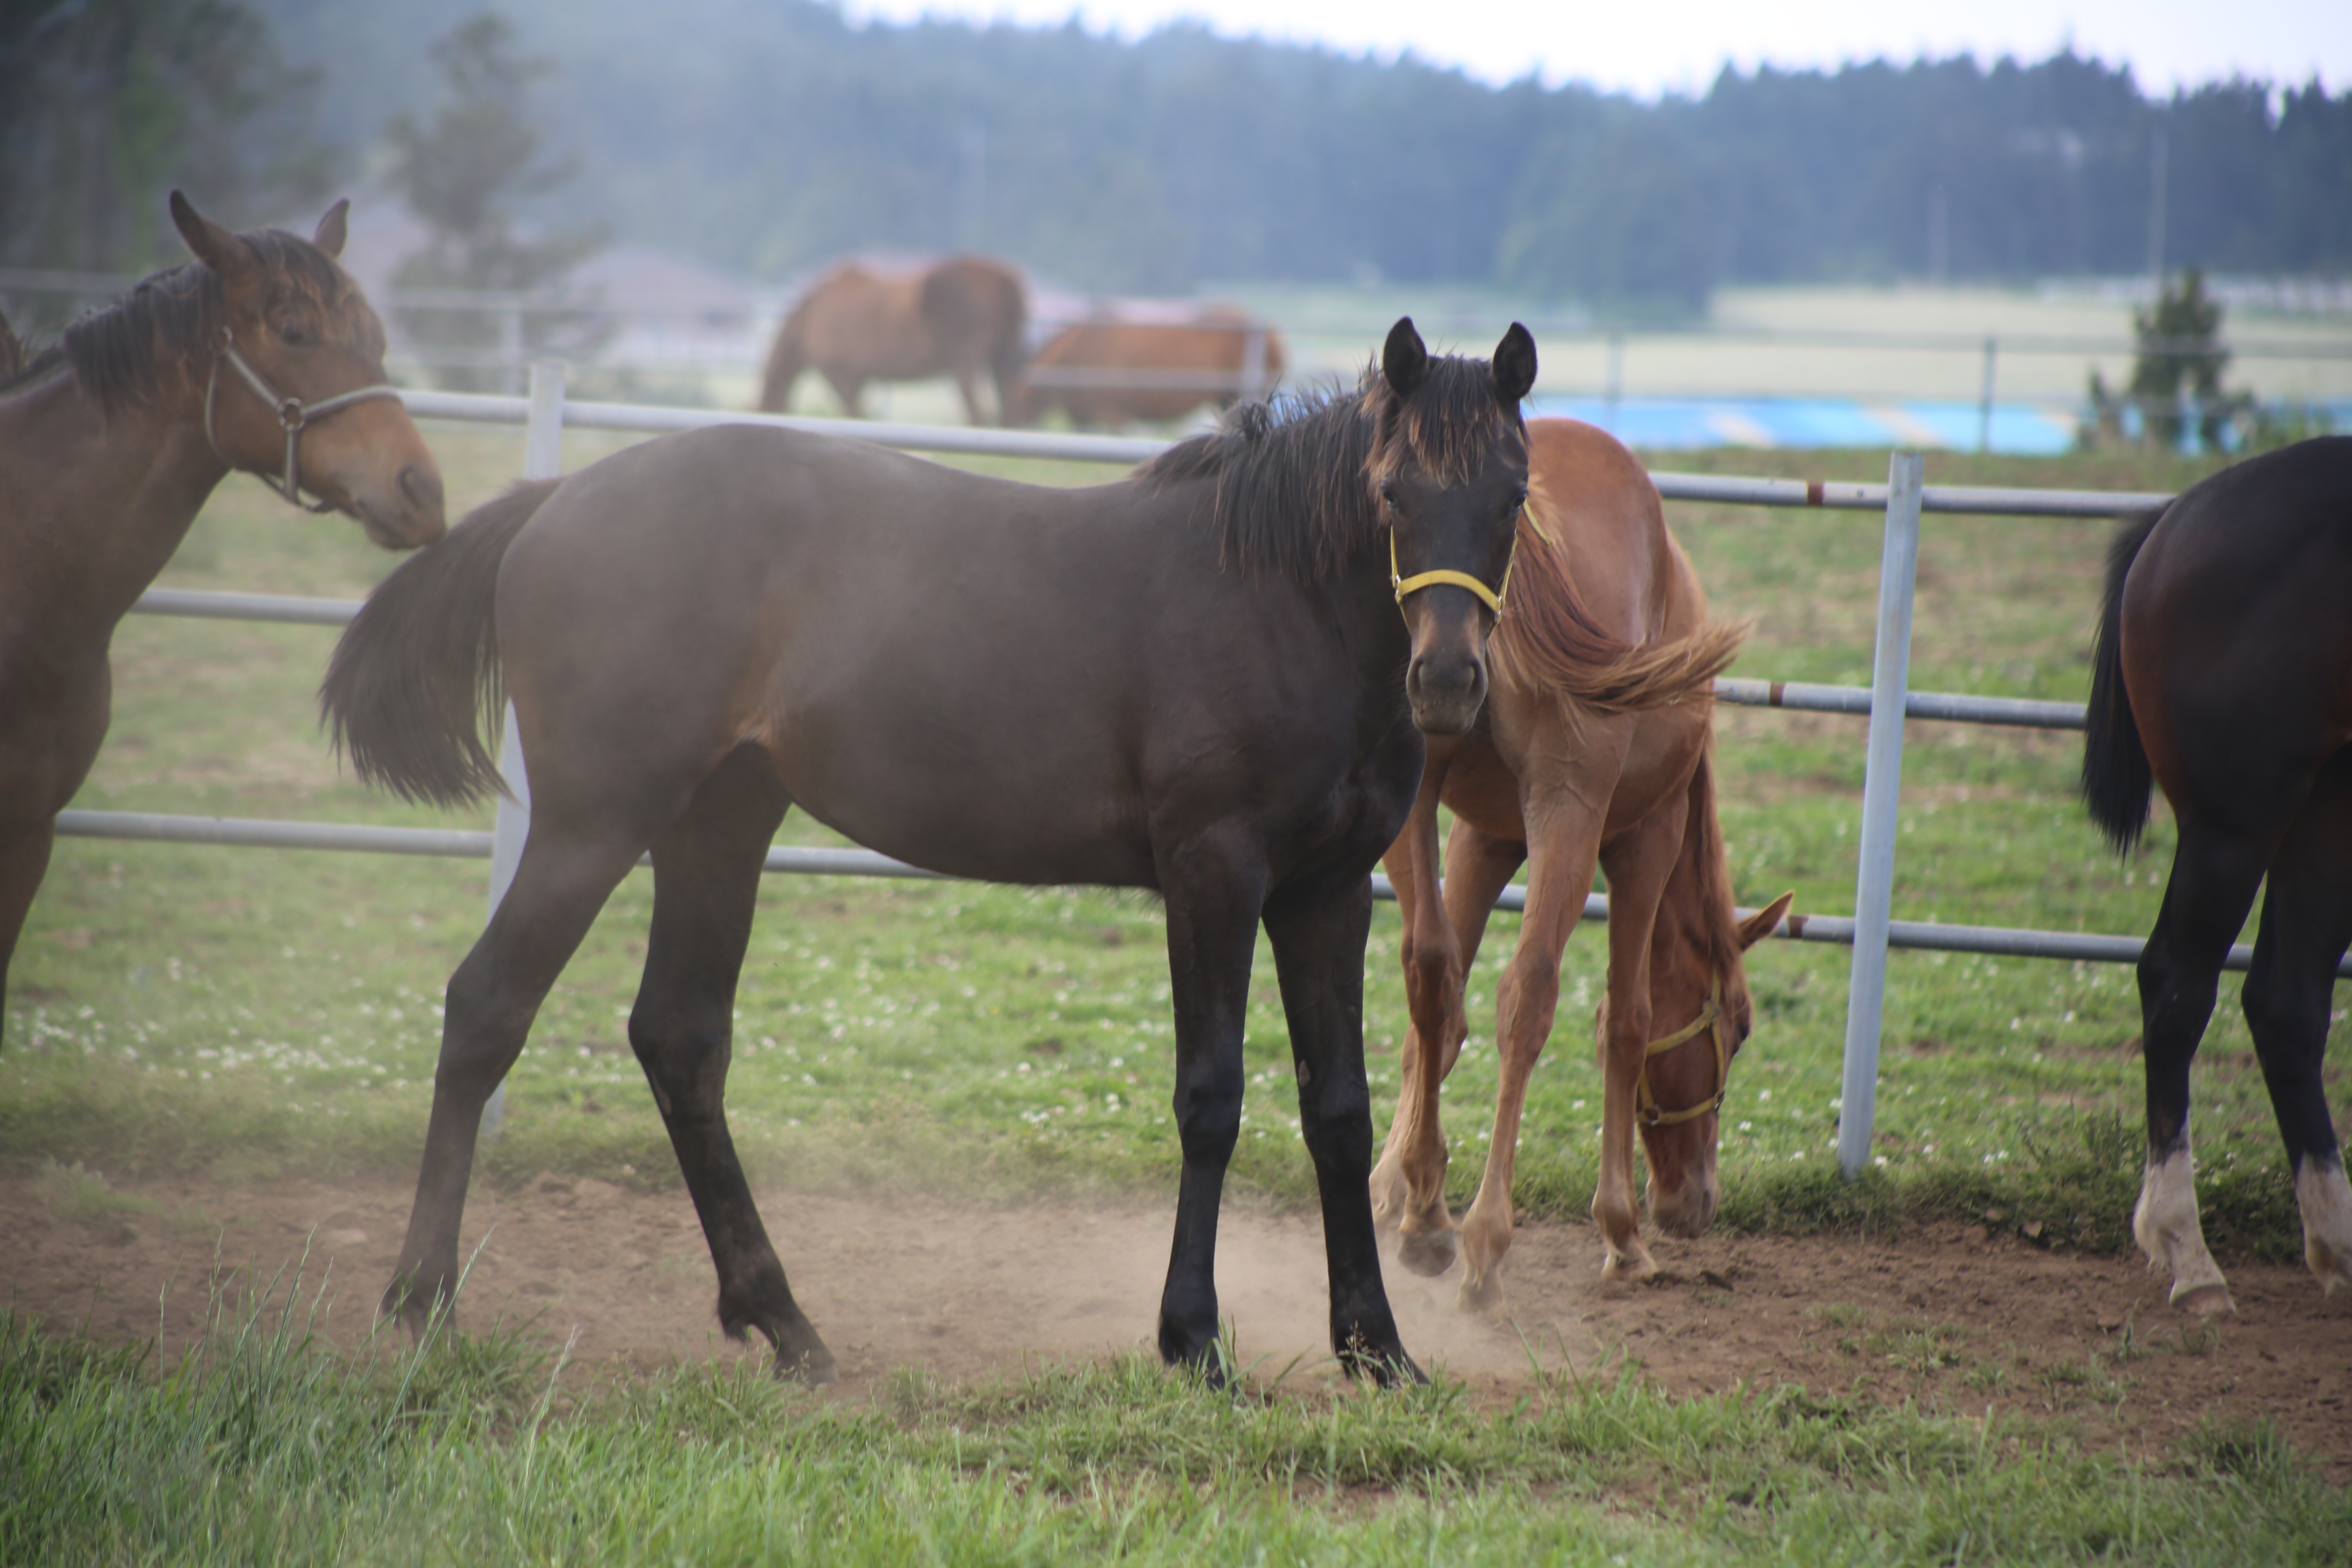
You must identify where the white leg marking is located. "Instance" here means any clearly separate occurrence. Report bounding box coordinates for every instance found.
[2132,1147,2235,1314]
[2294,1160,2352,1296]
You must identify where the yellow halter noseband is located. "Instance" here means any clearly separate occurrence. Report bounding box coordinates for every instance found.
[1389,528,1515,619]
[1635,981,1732,1129]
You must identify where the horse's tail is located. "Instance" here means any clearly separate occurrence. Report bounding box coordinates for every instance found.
[756,307,806,413]
[2081,507,2166,853]
[320,479,559,808]
[1491,524,1748,713]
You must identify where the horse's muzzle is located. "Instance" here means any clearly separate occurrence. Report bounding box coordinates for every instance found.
[1406,649,1488,736]
[354,462,448,549]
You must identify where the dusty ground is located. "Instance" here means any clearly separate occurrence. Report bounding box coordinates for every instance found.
[7,1171,2350,1475]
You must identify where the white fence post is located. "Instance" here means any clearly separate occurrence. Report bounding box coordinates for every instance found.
[477,361,567,1143]
[1977,336,1998,453]
[1837,450,1925,1179]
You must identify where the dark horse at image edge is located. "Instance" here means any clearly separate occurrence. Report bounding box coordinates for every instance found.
[2081,434,2352,1314]
[323,319,1539,1384]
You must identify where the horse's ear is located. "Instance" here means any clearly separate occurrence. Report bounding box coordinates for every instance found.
[313,198,351,258]
[1492,322,1537,406]
[1381,317,1428,401]
[1735,892,1796,951]
[170,191,251,276]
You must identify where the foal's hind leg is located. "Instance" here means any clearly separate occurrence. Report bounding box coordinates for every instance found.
[385,822,647,1336]
[2133,825,2273,1314]
[0,820,58,1037]
[2240,752,2352,1296]
[631,748,834,1383]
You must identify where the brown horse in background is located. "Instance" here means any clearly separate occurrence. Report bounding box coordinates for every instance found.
[756,254,1027,424]
[1369,417,1789,1307]
[0,193,445,1037]
[1017,311,1286,428]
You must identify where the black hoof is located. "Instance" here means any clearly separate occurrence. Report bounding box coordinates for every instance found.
[1338,1331,1425,1388]
[777,1345,838,1387]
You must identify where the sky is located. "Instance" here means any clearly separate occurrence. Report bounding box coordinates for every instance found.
[840,0,2348,98]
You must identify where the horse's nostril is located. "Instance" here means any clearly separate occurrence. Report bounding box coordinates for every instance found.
[400,464,444,513]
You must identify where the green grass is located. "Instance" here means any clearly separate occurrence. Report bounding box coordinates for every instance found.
[7,1274,2347,1566]
[7,422,2348,1553]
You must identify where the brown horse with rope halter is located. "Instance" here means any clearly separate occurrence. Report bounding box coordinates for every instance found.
[0,192,444,1038]
[1370,416,1791,1306]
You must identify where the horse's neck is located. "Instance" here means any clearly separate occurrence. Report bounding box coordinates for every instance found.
[1,370,229,637]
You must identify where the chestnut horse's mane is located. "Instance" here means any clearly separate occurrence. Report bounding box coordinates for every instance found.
[1137,355,1521,586]
[0,229,352,415]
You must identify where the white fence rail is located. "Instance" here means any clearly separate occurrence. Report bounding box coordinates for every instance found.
[80,364,2348,1173]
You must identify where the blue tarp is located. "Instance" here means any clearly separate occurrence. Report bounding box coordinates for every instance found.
[1521,395,2081,454]
[1521,394,2351,455]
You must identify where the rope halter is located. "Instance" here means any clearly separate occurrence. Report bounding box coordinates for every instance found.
[204,326,405,513]
[1635,980,1733,1129]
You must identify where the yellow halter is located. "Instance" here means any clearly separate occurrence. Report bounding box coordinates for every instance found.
[1635,981,1732,1129]
[1389,529,1514,618]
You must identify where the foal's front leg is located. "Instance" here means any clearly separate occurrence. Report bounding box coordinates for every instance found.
[1154,846,1267,1380]
[1266,870,1421,1385]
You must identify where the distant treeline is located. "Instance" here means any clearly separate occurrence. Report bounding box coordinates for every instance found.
[20,0,2352,310]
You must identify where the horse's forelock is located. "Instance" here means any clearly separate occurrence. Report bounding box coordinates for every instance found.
[1366,354,1521,488]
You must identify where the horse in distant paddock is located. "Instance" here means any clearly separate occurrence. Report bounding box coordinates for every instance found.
[1369,417,1789,1306]
[324,319,1537,1387]
[1017,311,1286,428]
[0,192,444,1037]
[756,254,1027,425]
[2082,434,2352,1314]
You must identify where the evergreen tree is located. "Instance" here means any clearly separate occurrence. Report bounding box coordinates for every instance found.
[0,0,335,292]
[382,10,604,390]
[2128,268,2232,451]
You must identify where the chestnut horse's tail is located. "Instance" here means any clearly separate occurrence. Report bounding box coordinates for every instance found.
[2081,508,2167,853]
[1490,520,1748,713]
[320,479,560,809]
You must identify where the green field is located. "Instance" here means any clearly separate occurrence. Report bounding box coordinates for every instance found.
[4,416,2345,1561]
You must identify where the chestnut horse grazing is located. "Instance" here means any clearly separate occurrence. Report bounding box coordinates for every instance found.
[0,193,444,1036]
[2082,435,2352,1314]
[1368,418,1789,1307]
[1018,311,1286,428]
[323,320,1537,1386]
[756,254,1027,424]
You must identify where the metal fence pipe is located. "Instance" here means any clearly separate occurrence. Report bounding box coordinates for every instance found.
[1714,678,2086,730]
[77,806,2337,978]
[1839,452,1925,1179]
[56,810,493,859]
[130,588,358,626]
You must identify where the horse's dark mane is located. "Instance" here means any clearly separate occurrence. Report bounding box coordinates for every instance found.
[0,229,356,416]
[1134,352,1519,583]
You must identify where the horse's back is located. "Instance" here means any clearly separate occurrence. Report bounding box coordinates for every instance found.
[1523,417,1678,641]
[489,422,1295,885]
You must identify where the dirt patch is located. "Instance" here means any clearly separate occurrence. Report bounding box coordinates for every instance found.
[7,1171,2350,1474]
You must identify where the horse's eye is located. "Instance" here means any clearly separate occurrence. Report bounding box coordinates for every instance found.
[1510,490,1529,513]
[276,318,315,347]
[1378,481,1400,510]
